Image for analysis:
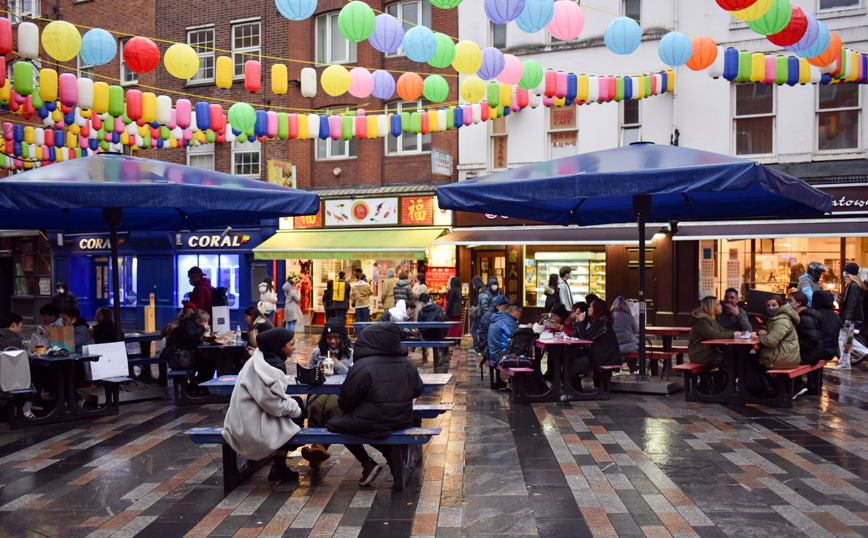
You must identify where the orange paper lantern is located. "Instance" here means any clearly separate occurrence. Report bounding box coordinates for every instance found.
[807,31,841,67]
[686,36,718,71]
[396,72,424,101]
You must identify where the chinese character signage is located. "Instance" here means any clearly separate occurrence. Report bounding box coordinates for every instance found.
[267,160,295,188]
[325,198,398,226]
[506,245,523,303]
[401,197,434,225]
[549,104,577,130]
[427,267,456,291]
[550,131,577,160]
[294,208,323,229]
[494,137,507,169]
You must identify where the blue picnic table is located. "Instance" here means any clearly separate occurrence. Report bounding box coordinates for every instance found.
[199,373,452,396]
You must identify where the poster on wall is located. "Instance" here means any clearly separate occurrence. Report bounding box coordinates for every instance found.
[267,160,295,188]
[400,197,434,225]
[427,267,456,292]
[325,198,398,226]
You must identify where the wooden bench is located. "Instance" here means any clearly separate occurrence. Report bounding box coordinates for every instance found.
[169,370,228,406]
[624,350,680,377]
[491,361,621,403]
[128,356,168,387]
[647,345,689,365]
[759,360,827,408]
[673,362,712,402]
[186,423,443,491]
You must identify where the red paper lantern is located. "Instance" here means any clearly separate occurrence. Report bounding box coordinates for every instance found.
[123,37,160,74]
[244,60,261,93]
[767,7,808,47]
[126,89,143,121]
[396,72,424,101]
[0,18,11,55]
[715,0,759,10]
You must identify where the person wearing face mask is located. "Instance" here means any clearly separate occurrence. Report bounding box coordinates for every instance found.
[52,282,78,314]
[745,295,801,398]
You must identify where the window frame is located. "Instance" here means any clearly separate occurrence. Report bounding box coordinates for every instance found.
[119,38,139,86]
[187,142,216,171]
[492,22,507,49]
[624,0,641,22]
[817,0,861,11]
[384,100,433,156]
[815,82,861,154]
[232,138,262,178]
[231,19,261,81]
[732,82,776,158]
[385,0,432,58]
[187,25,216,84]
[77,54,94,81]
[620,99,641,146]
[7,0,40,25]
[315,12,358,65]
[315,108,359,161]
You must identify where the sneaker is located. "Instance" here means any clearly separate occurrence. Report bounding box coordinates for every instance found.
[831,363,851,370]
[23,410,36,419]
[359,459,382,486]
[793,387,809,401]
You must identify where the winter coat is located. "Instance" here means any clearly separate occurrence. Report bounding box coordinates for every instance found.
[393,279,416,306]
[488,311,518,358]
[575,318,621,367]
[813,290,843,361]
[331,279,350,310]
[322,286,333,312]
[259,283,278,314]
[557,278,573,309]
[92,321,119,344]
[282,282,302,322]
[326,323,423,440]
[380,276,397,309]
[445,277,463,318]
[307,347,353,375]
[477,306,500,348]
[350,281,373,309]
[612,311,639,354]
[687,315,734,365]
[477,276,501,314]
[840,280,865,330]
[378,300,410,323]
[222,348,302,460]
[52,290,78,313]
[717,306,751,332]
[417,303,448,340]
[0,328,22,350]
[471,275,485,302]
[798,273,822,307]
[794,307,823,366]
[758,303,801,369]
[247,317,273,352]
[189,278,214,318]
[72,318,93,353]
[544,285,558,313]
[167,317,206,354]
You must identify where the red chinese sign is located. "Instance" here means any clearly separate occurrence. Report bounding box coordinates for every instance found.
[294,210,322,229]
[400,197,434,225]
[494,137,507,169]
[426,267,456,290]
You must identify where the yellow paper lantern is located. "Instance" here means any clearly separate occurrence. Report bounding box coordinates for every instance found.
[164,43,200,79]
[142,92,157,124]
[452,41,482,75]
[39,69,58,103]
[41,20,81,62]
[52,108,63,123]
[321,65,351,97]
[750,52,765,82]
[272,64,288,95]
[69,124,80,136]
[24,127,34,144]
[0,80,9,102]
[731,0,773,22]
[297,114,309,140]
[138,124,148,137]
[66,131,77,149]
[93,81,110,114]
[216,56,233,89]
[499,84,512,108]
[460,76,485,103]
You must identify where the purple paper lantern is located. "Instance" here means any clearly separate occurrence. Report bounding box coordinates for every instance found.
[784,11,818,52]
[368,14,404,54]
[371,69,396,99]
[477,47,505,80]
[484,0,526,25]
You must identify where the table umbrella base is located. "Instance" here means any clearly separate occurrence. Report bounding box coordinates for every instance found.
[610,376,683,396]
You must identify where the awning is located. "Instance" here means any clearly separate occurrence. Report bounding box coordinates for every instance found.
[254,227,446,260]
[432,225,660,246]
[672,218,868,240]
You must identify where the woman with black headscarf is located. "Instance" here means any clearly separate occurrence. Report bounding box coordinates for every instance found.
[222,328,303,483]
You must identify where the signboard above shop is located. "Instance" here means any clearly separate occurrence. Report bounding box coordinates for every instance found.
[325,197,399,226]
[454,211,550,227]
[432,150,453,178]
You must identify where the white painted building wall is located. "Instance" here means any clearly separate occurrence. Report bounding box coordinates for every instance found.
[457,0,868,180]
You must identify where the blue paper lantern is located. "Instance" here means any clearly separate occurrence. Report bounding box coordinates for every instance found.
[453,106,463,128]
[195,102,210,131]
[254,110,268,138]
[402,26,437,63]
[319,115,329,139]
[275,0,317,21]
[371,69,396,99]
[89,138,99,151]
[54,129,64,147]
[623,77,633,100]
[37,106,49,119]
[369,14,403,54]
[484,0,526,25]
[787,56,800,86]
[80,29,116,66]
[516,0,554,33]
[658,32,692,67]
[13,125,23,143]
[477,47,505,80]
[566,73,577,101]
[723,47,739,80]
[604,17,641,55]
[795,20,830,59]
[390,113,401,137]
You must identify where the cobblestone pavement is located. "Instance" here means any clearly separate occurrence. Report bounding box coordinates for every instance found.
[3,335,868,537]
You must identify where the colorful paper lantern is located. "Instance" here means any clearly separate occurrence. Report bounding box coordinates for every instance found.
[403,26,437,63]
[428,33,456,68]
[547,1,584,41]
[605,17,641,55]
[0,18,11,55]
[348,67,374,98]
[77,78,94,110]
[275,0,318,21]
[156,95,172,125]
[301,67,317,98]
[452,41,482,74]
[477,47,505,80]
[747,0,792,36]
[518,59,543,90]
[430,0,462,8]
[164,43,200,79]
[216,56,233,90]
[659,32,693,67]
[127,90,143,121]
[41,20,81,62]
[80,28,115,66]
[686,36,718,71]
[369,14,403,54]
[397,72,424,101]
[486,81,499,108]
[142,92,156,123]
[496,54,523,85]
[371,69,395,99]
[228,102,256,132]
[731,0,773,21]
[108,85,125,117]
[245,60,261,92]
[767,6,807,47]
[321,64,351,96]
[40,69,58,103]
[460,75,485,103]
[123,37,160,73]
[785,12,818,52]
[13,62,33,97]
[484,0,526,25]
[796,20,830,59]
[716,0,759,9]
[516,0,555,33]
[338,1,376,42]
[18,22,39,59]
[272,64,288,95]
[423,75,449,102]
[807,32,841,67]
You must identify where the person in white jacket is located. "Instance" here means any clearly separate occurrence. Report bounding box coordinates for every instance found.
[259,278,278,317]
[222,328,303,483]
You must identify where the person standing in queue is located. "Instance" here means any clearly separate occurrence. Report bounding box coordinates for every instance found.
[322,280,335,322]
[187,267,214,321]
[282,275,302,332]
[52,282,78,313]
[445,277,464,339]
[350,274,373,323]
[834,263,866,370]
[331,272,350,322]
[380,270,397,310]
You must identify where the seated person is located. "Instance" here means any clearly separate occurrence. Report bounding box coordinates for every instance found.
[326,322,424,486]
[244,306,274,357]
[165,309,212,387]
[416,293,448,362]
[222,328,303,483]
[611,297,639,373]
[0,313,24,349]
[92,308,120,344]
[569,299,621,390]
[533,303,572,336]
[34,303,62,345]
[748,295,801,398]
[812,290,843,362]
[377,299,415,323]
[717,288,752,332]
[61,307,93,353]
[488,302,532,365]
[788,291,823,399]
[161,302,197,338]
[687,296,744,368]
[477,295,509,354]
[301,319,354,471]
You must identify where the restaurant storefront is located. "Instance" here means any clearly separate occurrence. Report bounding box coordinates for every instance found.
[4,232,52,325]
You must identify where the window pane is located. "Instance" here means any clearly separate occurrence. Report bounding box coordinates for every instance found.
[819,82,859,110]
[493,24,507,48]
[422,0,431,27]
[349,137,357,157]
[623,100,639,125]
[388,131,398,154]
[331,137,345,157]
[387,4,398,17]
[622,127,640,146]
[330,15,347,63]
[818,110,859,151]
[421,132,431,152]
[819,0,859,8]
[403,2,418,31]
[625,0,641,21]
[316,138,328,160]
[317,16,327,63]
[551,130,578,158]
[403,131,419,152]
[735,83,773,116]
[735,117,773,155]
[349,40,357,63]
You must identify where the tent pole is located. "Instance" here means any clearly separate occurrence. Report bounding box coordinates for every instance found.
[104,208,123,342]
[633,195,652,382]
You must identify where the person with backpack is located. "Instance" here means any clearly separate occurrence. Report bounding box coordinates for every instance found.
[393,273,416,307]
[416,293,447,362]
[332,272,350,322]
[187,267,214,320]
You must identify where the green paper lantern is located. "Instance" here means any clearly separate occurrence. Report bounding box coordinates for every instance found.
[13,62,33,96]
[99,140,109,151]
[108,85,124,118]
[615,77,625,102]
[736,50,752,82]
[747,0,792,36]
[228,102,256,132]
[278,113,289,139]
[423,75,449,102]
[31,90,43,110]
[97,128,105,141]
[341,115,353,140]
[206,131,216,143]
[518,59,543,90]
[121,104,132,125]
[161,126,170,140]
[430,0,462,8]
[401,111,411,131]
[774,55,788,84]
[143,135,151,148]
[428,33,456,68]
[410,112,422,134]
[486,81,499,108]
[446,107,454,129]
[338,1,376,43]
[237,133,248,143]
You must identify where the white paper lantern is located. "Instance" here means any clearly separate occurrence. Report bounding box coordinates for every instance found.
[301,67,317,98]
[77,78,94,110]
[18,22,39,59]
[377,114,388,137]
[471,103,481,123]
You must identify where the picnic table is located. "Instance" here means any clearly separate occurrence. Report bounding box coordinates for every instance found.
[529,338,594,402]
[200,373,452,396]
[351,321,460,330]
[352,321,462,367]
[645,326,691,375]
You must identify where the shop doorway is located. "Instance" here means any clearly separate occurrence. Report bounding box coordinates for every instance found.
[69,257,94,320]
[473,250,506,291]
[92,257,111,317]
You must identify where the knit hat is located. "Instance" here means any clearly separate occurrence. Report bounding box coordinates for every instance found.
[492,295,509,307]
[551,303,569,319]
[324,318,348,337]
[844,262,860,276]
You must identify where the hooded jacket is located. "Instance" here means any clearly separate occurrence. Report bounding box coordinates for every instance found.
[326,322,423,439]
[350,280,373,309]
[477,276,501,314]
[393,278,415,306]
[378,300,410,323]
[798,272,822,307]
[418,302,448,340]
[0,328,22,350]
[612,311,639,354]
[167,317,206,353]
[381,271,397,309]
[222,347,302,460]
[52,282,78,312]
[488,310,518,359]
[282,281,302,322]
[189,277,214,318]
[758,303,801,369]
[445,277,463,318]
[687,314,734,365]
[813,290,843,361]
[794,306,823,366]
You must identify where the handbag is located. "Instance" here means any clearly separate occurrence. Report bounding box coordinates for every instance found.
[295,362,325,390]
[161,346,195,369]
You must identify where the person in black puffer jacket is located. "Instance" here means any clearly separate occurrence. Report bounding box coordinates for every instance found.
[788,291,823,398]
[812,290,842,362]
[327,322,424,486]
[392,273,416,307]
[569,299,621,392]
[445,277,463,339]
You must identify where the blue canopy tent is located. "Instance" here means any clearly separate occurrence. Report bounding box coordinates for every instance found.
[436,143,833,380]
[0,154,320,338]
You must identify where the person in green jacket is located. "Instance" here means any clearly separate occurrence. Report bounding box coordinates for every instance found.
[687,296,747,367]
[757,295,801,370]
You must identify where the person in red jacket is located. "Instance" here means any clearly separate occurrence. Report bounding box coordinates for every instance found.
[188,267,213,320]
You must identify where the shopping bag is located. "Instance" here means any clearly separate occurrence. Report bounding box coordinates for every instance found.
[82,341,130,381]
[212,305,231,335]
[49,325,75,353]
[0,348,30,391]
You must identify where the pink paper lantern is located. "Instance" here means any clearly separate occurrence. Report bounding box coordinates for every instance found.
[58,73,78,107]
[496,54,524,85]
[555,71,567,98]
[176,99,192,129]
[267,111,278,138]
[542,95,554,107]
[762,55,776,84]
[598,77,609,101]
[463,105,472,126]
[547,1,584,42]
[329,115,341,140]
[349,67,374,98]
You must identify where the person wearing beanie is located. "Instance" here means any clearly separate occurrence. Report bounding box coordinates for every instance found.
[835,262,867,370]
[301,319,355,470]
